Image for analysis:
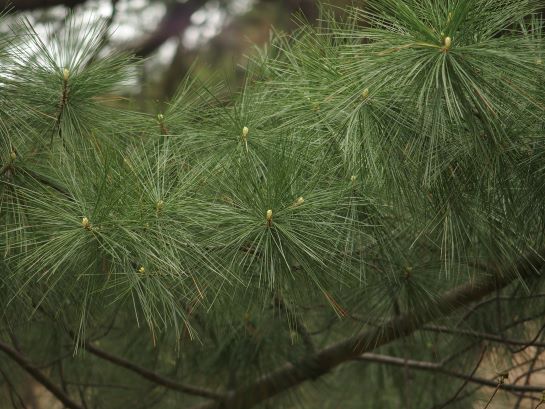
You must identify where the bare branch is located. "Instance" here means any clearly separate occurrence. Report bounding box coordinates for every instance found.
[0,0,87,12]
[355,352,543,393]
[81,341,224,401]
[515,348,542,409]
[126,0,206,58]
[423,325,545,349]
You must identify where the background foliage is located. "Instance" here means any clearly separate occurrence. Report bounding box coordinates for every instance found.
[1,1,545,408]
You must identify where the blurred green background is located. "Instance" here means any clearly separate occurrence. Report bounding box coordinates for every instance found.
[0,0,348,106]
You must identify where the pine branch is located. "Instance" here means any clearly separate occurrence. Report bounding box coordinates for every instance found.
[193,250,544,409]
[0,339,83,409]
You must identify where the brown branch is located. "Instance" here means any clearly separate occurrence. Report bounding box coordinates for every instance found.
[3,0,202,57]
[0,339,83,409]
[126,0,206,58]
[192,250,544,409]
[0,0,87,12]
[81,341,223,401]
[86,0,119,64]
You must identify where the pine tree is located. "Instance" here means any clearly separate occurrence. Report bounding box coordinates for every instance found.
[1,1,545,408]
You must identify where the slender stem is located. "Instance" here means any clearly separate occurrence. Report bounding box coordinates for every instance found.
[273,293,315,353]
[483,382,502,409]
[77,385,90,409]
[431,345,487,409]
[51,69,69,146]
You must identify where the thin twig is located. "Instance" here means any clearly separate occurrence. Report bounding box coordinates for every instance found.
[513,365,545,384]
[432,344,487,409]
[354,353,543,394]
[512,323,545,353]
[422,325,545,349]
[483,380,503,409]
[514,348,542,409]
[458,292,545,324]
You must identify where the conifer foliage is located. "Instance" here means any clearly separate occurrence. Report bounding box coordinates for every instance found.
[1,1,545,408]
